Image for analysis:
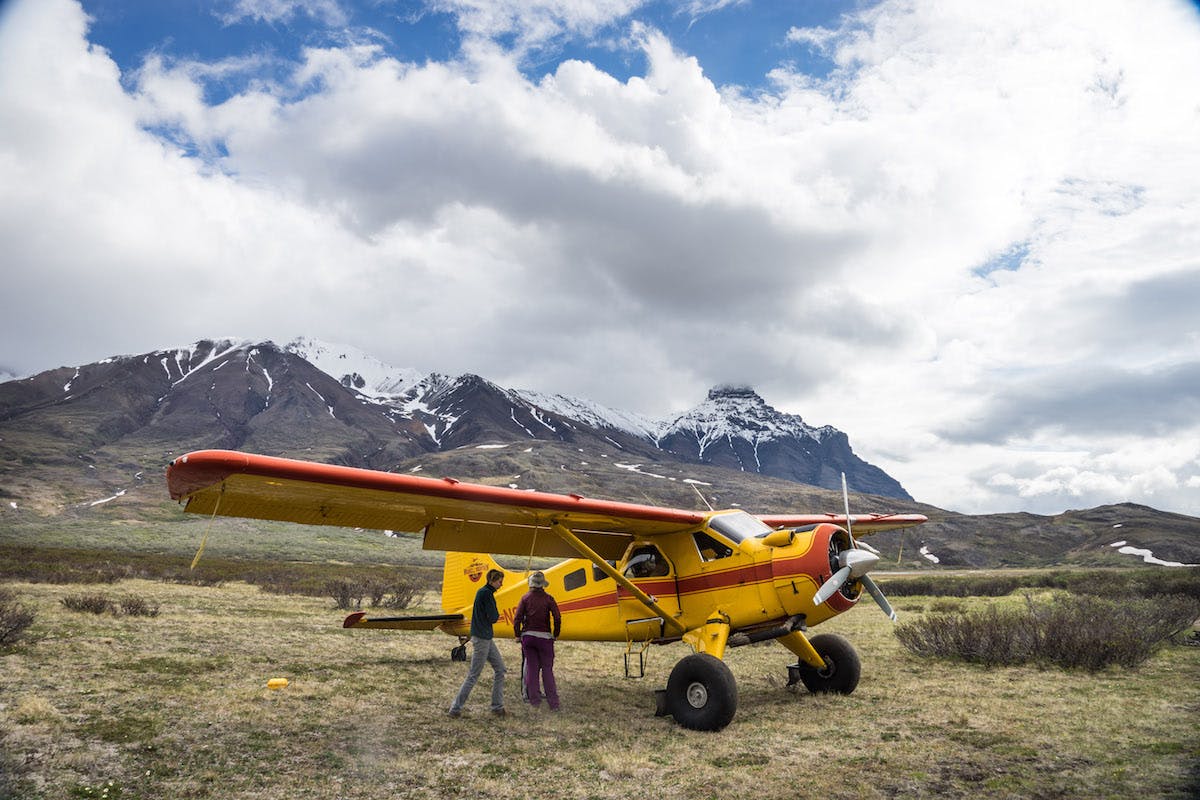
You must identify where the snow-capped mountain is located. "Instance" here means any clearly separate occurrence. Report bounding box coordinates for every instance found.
[0,337,911,499]
[658,384,830,455]
[283,336,424,397]
[656,385,910,498]
[510,388,662,441]
[8,338,1200,568]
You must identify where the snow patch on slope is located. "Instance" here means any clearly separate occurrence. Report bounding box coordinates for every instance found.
[285,337,424,397]
[512,389,661,439]
[1109,540,1196,567]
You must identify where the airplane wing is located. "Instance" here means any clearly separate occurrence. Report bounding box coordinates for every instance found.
[758,513,928,535]
[167,450,705,560]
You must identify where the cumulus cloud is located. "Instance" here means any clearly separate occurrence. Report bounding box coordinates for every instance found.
[218,0,348,26]
[1,0,1199,516]
[940,362,1200,443]
[428,0,642,49]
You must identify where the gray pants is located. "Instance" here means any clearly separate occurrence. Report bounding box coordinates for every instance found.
[450,636,506,713]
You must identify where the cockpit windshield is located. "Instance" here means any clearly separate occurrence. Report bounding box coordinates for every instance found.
[706,510,772,543]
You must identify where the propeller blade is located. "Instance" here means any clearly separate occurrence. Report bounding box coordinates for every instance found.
[860,575,896,622]
[841,547,879,578]
[813,565,852,606]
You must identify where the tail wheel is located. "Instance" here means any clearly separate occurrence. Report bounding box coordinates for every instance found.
[665,653,738,731]
[795,633,860,694]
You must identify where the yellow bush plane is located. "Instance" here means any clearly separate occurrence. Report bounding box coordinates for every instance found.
[167,449,926,731]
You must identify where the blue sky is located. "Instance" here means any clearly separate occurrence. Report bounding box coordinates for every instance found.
[79,1,846,95]
[2,0,1200,519]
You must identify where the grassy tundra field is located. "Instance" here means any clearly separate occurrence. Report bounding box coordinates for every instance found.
[2,569,1198,799]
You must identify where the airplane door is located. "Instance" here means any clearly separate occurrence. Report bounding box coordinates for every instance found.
[616,543,680,639]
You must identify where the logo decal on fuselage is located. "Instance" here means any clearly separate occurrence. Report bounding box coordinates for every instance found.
[465,559,486,582]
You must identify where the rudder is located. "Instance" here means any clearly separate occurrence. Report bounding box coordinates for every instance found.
[441,552,508,613]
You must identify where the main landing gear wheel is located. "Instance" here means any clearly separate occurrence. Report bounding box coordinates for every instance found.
[792,633,860,695]
[665,653,737,731]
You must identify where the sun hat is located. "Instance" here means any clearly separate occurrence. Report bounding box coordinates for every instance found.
[528,571,548,589]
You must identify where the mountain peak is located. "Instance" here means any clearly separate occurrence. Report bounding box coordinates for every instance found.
[663,385,817,445]
[707,384,761,402]
[283,337,424,397]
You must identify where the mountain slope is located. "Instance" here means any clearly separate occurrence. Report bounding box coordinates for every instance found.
[2,337,1197,569]
[2,337,904,497]
[656,385,912,499]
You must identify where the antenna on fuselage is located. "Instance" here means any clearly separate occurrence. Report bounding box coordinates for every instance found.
[841,473,854,544]
[689,481,714,512]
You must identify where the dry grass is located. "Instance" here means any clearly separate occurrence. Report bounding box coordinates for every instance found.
[1,580,1197,799]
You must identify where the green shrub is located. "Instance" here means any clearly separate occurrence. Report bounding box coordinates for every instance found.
[322,576,419,611]
[325,579,363,610]
[0,588,36,647]
[62,592,162,618]
[62,593,114,614]
[378,579,418,610]
[119,595,160,617]
[929,598,965,614]
[895,593,1200,670]
[880,568,1200,601]
[0,544,439,606]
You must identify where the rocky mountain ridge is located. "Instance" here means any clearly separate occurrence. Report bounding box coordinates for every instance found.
[0,337,907,504]
[284,337,912,498]
[2,338,1197,568]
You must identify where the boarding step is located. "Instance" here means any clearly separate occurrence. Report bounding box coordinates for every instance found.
[624,617,665,678]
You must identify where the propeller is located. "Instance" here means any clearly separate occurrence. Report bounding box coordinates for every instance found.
[811,473,897,621]
[813,548,879,605]
[860,574,896,621]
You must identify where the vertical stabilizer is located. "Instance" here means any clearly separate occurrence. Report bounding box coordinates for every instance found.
[441,552,506,613]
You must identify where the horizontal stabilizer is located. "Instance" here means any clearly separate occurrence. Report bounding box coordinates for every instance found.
[343,611,465,630]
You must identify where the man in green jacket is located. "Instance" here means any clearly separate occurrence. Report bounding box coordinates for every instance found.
[449,569,507,717]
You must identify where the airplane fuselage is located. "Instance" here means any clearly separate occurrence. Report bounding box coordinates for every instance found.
[444,513,859,645]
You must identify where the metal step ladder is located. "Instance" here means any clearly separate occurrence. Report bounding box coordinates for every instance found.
[623,616,666,678]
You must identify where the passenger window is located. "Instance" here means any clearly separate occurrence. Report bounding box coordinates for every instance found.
[693,531,734,562]
[593,562,614,582]
[563,568,586,592]
[624,545,669,578]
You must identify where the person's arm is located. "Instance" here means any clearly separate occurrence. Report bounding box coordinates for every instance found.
[513,596,527,637]
[550,596,562,639]
[484,588,500,625]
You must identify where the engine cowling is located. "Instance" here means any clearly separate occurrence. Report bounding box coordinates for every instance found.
[769,523,859,624]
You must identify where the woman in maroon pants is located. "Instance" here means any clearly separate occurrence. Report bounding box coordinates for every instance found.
[514,571,562,710]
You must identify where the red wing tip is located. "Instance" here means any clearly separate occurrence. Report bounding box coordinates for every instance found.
[343,611,366,628]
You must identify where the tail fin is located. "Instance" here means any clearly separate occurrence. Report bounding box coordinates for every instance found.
[441,552,511,613]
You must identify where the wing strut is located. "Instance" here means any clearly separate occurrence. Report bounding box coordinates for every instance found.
[550,521,686,636]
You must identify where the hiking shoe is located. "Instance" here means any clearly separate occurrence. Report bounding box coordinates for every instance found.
[447,709,462,718]
[492,708,507,718]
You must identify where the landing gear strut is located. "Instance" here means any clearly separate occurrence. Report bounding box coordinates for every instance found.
[786,633,860,694]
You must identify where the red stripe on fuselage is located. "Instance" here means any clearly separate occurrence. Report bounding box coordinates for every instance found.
[676,561,775,595]
[599,561,778,607]
[558,592,618,615]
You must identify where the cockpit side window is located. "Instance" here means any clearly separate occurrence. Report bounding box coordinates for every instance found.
[623,545,669,578]
[693,531,734,562]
